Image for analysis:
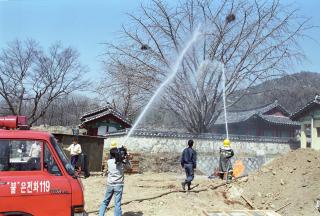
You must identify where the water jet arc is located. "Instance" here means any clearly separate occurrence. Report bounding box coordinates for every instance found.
[123,27,201,145]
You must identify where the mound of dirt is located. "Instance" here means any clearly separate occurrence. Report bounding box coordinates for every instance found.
[139,153,182,173]
[236,148,320,216]
[138,153,204,175]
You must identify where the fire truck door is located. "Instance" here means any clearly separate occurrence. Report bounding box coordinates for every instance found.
[0,141,72,216]
[40,142,72,215]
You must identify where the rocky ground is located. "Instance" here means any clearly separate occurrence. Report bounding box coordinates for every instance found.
[83,149,320,216]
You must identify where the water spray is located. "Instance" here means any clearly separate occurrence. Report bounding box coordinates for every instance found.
[122,26,202,146]
[221,63,229,140]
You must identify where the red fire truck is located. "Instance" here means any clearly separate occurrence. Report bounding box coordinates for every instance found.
[0,116,87,216]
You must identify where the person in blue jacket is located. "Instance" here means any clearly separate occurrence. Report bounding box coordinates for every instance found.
[180,139,197,190]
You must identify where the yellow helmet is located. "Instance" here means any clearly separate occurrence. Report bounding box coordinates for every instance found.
[223,139,230,147]
[110,140,118,149]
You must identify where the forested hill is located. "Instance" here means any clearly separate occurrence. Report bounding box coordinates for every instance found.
[230,72,320,113]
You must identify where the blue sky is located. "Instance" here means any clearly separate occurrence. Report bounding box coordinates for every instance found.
[0,0,151,80]
[0,0,320,83]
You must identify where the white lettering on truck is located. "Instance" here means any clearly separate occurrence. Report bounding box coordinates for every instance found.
[9,181,51,195]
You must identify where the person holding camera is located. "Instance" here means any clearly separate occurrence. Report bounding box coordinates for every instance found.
[99,140,131,216]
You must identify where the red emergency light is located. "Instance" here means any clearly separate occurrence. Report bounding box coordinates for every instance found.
[0,115,28,129]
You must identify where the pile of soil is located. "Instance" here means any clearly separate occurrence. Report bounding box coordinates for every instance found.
[235,148,320,215]
[102,151,204,175]
[138,153,204,175]
[138,153,182,173]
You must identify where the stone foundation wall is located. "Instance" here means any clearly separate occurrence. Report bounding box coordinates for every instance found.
[104,130,299,175]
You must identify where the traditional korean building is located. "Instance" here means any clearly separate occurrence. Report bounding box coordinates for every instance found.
[79,104,131,136]
[291,95,320,150]
[213,101,299,137]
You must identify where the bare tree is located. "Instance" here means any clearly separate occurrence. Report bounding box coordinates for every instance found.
[0,40,88,125]
[38,94,99,126]
[97,60,149,121]
[103,0,311,133]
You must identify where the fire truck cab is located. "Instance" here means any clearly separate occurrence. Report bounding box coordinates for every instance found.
[0,116,87,216]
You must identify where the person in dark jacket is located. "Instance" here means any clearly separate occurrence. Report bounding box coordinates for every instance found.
[180,139,197,190]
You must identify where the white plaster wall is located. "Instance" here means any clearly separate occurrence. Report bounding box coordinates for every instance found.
[104,135,293,156]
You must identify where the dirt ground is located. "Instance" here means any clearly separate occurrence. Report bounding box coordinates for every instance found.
[83,173,247,216]
[83,148,320,216]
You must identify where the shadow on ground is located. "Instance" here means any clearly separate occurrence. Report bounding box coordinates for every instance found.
[123,211,143,216]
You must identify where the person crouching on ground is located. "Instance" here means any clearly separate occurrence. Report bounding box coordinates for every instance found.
[99,141,131,216]
[65,138,82,168]
[219,139,234,183]
[180,139,197,191]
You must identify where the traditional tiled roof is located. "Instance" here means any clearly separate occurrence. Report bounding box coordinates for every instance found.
[79,104,131,128]
[107,128,294,143]
[291,95,320,121]
[215,101,298,126]
[80,103,112,120]
[254,114,300,126]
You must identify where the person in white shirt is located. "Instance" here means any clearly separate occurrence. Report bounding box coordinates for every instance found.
[29,142,41,170]
[29,142,41,158]
[65,138,82,168]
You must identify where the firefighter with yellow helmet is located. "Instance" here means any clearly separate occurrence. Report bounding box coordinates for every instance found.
[219,139,234,183]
